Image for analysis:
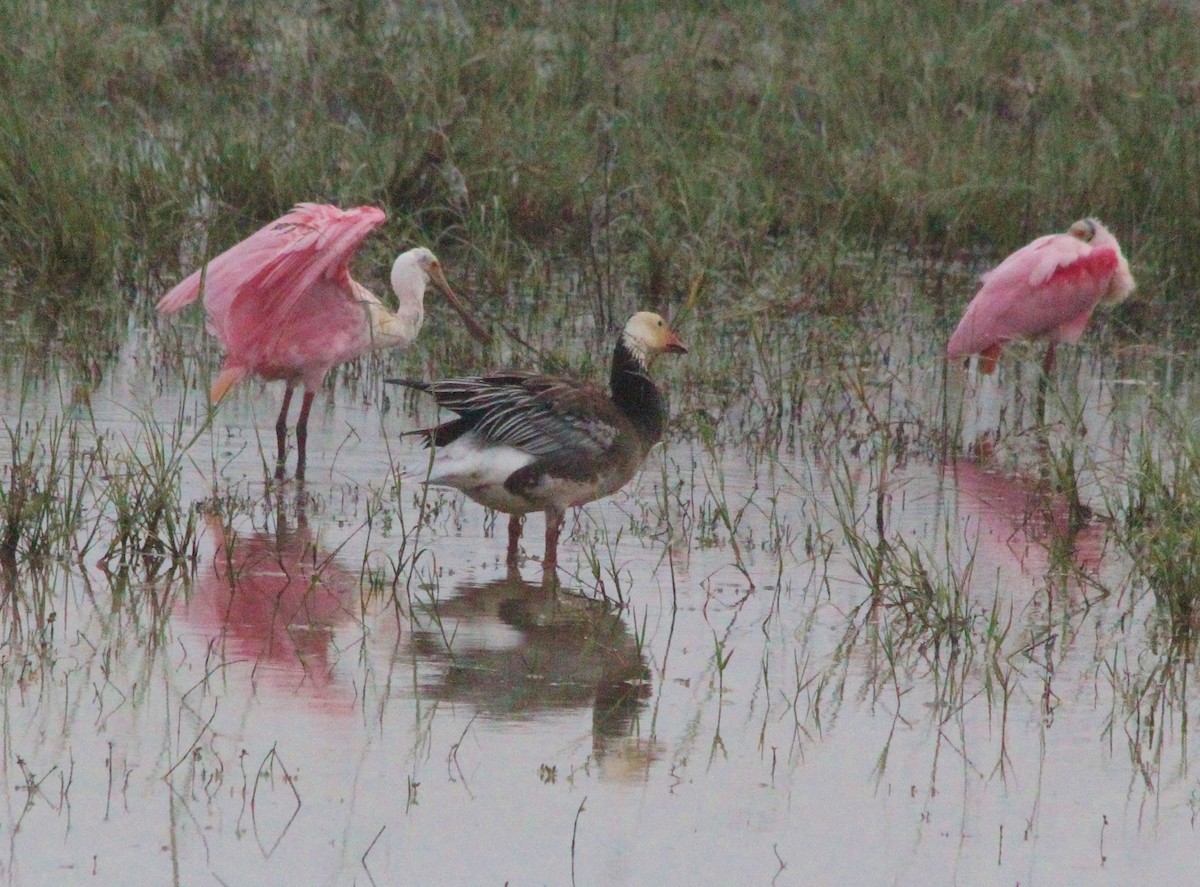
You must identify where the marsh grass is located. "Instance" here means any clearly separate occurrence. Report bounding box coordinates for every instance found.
[98,413,198,572]
[0,403,102,644]
[0,369,205,651]
[810,430,1034,754]
[1,0,1195,336]
[834,469,982,669]
[1118,413,1200,642]
[0,410,92,643]
[0,102,119,287]
[0,413,94,572]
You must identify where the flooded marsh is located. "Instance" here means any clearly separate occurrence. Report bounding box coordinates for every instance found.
[0,270,1196,886]
[7,1,1200,882]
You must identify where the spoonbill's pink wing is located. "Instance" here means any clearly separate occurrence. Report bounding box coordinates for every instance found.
[157,212,302,317]
[947,233,1119,359]
[156,203,387,355]
[224,204,386,355]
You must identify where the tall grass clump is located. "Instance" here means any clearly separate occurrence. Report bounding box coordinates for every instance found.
[98,429,197,573]
[0,406,98,645]
[1119,420,1200,645]
[0,106,120,287]
[0,413,95,572]
[2,0,1200,324]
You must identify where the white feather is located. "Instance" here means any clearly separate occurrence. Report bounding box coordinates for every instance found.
[417,438,537,513]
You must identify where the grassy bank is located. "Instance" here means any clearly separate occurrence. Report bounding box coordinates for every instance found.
[1,0,1196,325]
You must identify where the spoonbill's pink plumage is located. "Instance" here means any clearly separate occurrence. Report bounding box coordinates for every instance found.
[157,203,489,480]
[947,218,1135,374]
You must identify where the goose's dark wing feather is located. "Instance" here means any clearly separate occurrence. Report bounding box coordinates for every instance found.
[400,373,624,459]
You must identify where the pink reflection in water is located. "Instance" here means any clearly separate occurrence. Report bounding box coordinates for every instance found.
[949,458,1108,586]
[181,503,361,713]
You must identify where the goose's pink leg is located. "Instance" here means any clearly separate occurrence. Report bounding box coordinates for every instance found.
[543,509,564,572]
[507,515,525,566]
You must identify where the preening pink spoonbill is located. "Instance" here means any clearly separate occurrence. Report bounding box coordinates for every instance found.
[157,203,490,480]
[947,218,1134,375]
[390,312,687,573]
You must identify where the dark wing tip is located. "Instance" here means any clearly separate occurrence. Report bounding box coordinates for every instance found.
[384,378,431,391]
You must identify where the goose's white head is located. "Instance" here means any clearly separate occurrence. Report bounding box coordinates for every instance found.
[621,311,688,366]
[390,248,491,343]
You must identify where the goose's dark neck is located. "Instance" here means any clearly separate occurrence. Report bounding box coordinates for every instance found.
[610,337,665,447]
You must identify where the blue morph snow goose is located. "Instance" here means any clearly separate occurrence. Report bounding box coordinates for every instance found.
[391,311,687,571]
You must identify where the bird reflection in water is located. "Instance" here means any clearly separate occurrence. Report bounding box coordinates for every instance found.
[410,574,658,781]
[184,492,361,710]
[950,458,1108,591]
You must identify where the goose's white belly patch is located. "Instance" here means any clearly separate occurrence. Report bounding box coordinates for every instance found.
[422,437,612,515]
[424,441,533,513]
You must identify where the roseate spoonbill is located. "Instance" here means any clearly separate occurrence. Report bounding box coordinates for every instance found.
[947,218,1135,375]
[157,203,490,480]
[389,312,687,572]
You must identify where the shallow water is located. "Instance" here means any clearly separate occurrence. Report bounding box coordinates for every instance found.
[0,297,1196,886]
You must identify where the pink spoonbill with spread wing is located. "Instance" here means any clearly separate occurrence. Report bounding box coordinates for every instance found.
[157,203,490,480]
[947,218,1135,375]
